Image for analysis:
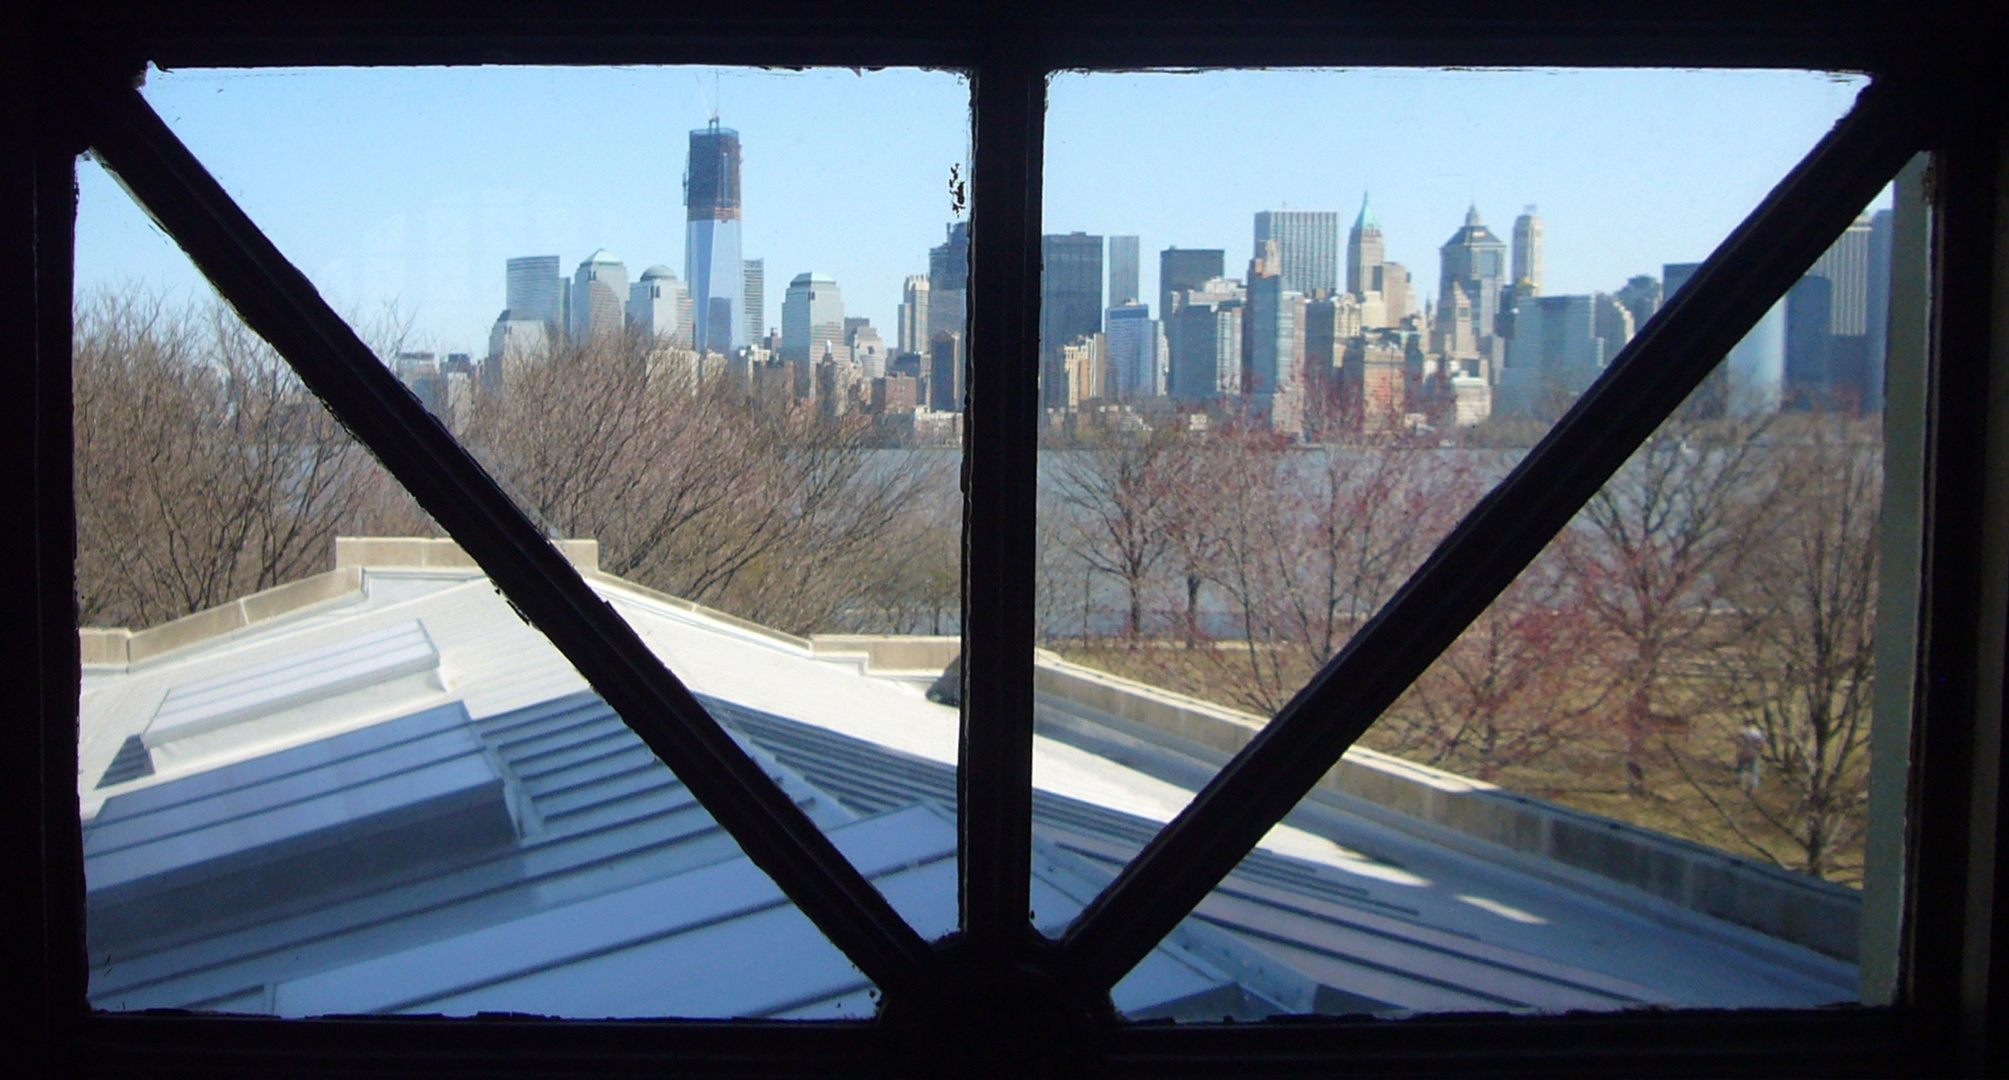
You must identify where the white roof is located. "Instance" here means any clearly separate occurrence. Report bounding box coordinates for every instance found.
[78,555,1858,1017]
[81,565,1452,885]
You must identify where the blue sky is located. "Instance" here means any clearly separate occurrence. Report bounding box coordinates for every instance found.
[77,66,1874,354]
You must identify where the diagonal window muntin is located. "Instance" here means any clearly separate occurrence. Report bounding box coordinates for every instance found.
[63,51,1930,1028]
[69,66,941,1005]
[1050,72,1931,996]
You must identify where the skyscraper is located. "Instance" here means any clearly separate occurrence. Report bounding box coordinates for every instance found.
[1512,206,1545,296]
[928,222,969,344]
[685,120,745,353]
[570,250,629,340]
[847,320,889,379]
[929,221,970,292]
[928,330,964,413]
[1803,213,1877,409]
[1108,235,1141,307]
[1666,262,1784,416]
[1245,240,1306,436]
[505,255,564,326]
[628,266,693,347]
[781,272,844,364]
[743,259,765,345]
[1774,215,1878,410]
[1784,275,1837,406]
[1304,293,1363,421]
[1496,294,1606,418]
[1615,275,1663,334]
[1865,208,1895,411]
[1811,214,1873,335]
[1438,206,1509,343]
[491,255,563,376]
[1341,335,1414,433]
[1253,210,1341,296]
[899,275,931,356]
[1592,292,1634,364]
[1432,281,1476,358]
[1159,247,1224,324]
[1040,232,1104,406]
[1346,194,1384,298]
[1379,263,1415,325]
[1166,278,1243,402]
[1059,336,1105,408]
[1104,302,1157,400]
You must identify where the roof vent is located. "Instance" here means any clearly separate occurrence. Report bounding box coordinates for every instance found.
[87,701,516,950]
[143,620,439,749]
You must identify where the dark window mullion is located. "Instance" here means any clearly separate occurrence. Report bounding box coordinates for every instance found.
[1057,74,1932,996]
[957,49,1045,959]
[20,77,89,1068]
[69,66,939,1005]
[1903,85,2007,1062]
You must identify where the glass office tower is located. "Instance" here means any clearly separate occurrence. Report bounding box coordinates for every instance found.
[685,121,746,353]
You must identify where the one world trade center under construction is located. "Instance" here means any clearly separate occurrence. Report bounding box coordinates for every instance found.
[684,119,745,353]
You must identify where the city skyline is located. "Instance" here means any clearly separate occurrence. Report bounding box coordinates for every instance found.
[78,66,1878,355]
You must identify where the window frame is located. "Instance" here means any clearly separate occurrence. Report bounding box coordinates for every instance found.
[10,3,2007,1076]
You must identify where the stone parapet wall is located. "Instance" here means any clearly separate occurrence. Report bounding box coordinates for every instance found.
[1031,654,1862,962]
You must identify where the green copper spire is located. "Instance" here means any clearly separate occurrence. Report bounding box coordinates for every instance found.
[1353,191,1380,232]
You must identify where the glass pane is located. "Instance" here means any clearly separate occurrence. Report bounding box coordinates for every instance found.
[1030,68,1901,1019]
[76,63,973,1018]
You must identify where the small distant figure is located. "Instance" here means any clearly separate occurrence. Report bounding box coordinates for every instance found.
[1735,725,1766,791]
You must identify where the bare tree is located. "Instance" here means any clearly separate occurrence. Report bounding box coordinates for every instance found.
[1378,549,1611,783]
[461,327,953,636]
[1158,428,1235,646]
[1166,427,1471,716]
[1046,425,1181,641]
[1671,415,1881,880]
[1562,415,1780,782]
[74,290,419,628]
[1277,441,1473,662]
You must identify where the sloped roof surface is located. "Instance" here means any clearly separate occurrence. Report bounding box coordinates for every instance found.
[78,560,1857,1019]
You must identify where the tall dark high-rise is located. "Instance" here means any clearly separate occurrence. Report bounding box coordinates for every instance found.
[684,120,745,353]
[1785,213,1880,410]
[1785,275,1836,406]
[1040,232,1104,406]
[1245,240,1306,436]
[928,331,965,413]
[928,221,970,292]
[1438,206,1509,342]
[1167,282,1243,402]
[1159,247,1224,324]
[927,222,970,343]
